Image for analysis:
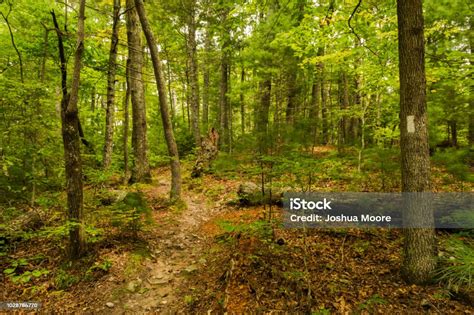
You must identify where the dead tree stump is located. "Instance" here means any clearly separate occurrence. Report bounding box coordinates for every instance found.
[191,128,219,178]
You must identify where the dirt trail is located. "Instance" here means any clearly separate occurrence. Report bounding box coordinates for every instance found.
[108,170,231,314]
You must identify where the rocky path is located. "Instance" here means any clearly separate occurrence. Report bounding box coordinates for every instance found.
[106,170,231,314]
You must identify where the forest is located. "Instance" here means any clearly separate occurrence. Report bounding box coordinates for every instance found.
[0,0,473,313]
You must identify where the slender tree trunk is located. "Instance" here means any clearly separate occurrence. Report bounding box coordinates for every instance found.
[468,21,474,145]
[286,71,297,125]
[126,0,150,183]
[321,63,328,145]
[123,61,131,181]
[240,67,245,135]
[338,71,350,147]
[134,0,182,200]
[185,63,191,131]
[219,52,229,149]
[103,0,121,169]
[186,0,201,147]
[90,87,96,112]
[310,70,321,148]
[257,78,271,152]
[51,0,86,259]
[165,51,176,127]
[202,29,211,132]
[448,120,457,147]
[397,0,436,284]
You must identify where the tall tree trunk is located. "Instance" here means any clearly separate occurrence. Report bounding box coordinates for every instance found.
[338,71,350,147]
[51,0,86,259]
[90,87,96,112]
[286,71,297,125]
[468,21,474,146]
[310,70,321,148]
[257,78,271,153]
[165,50,176,127]
[134,0,182,200]
[321,63,328,145]
[103,0,121,169]
[448,120,457,147]
[240,67,245,135]
[123,60,131,181]
[126,0,150,183]
[219,52,229,149]
[186,0,201,147]
[397,0,436,284]
[202,29,211,132]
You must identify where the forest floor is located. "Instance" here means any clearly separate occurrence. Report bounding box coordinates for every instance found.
[2,148,474,313]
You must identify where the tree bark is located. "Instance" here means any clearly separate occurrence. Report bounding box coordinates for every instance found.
[103,0,121,169]
[219,52,230,150]
[286,71,297,125]
[240,67,245,135]
[134,0,182,200]
[397,0,436,284]
[186,0,201,147]
[448,120,457,147]
[321,63,329,145]
[123,60,131,181]
[257,78,271,152]
[51,0,86,259]
[468,20,474,146]
[310,69,321,147]
[126,0,151,183]
[202,28,211,132]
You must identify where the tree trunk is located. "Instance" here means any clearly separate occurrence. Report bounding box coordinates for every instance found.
[202,29,211,131]
[310,70,321,147]
[123,60,131,181]
[186,0,201,147]
[321,63,328,145]
[134,0,182,200]
[286,71,297,125]
[219,52,229,149]
[126,0,151,183]
[51,0,86,259]
[103,0,121,169]
[257,78,271,153]
[397,0,436,284]
[468,21,474,146]
[449,120,457,147]
[240,67,245,135]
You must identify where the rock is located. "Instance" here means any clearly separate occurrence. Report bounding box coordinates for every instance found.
[127,279,142,293]
[237,182,284,206]
[106,302,114,308]
[100,190,128,205]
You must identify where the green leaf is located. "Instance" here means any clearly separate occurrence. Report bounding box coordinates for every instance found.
[4,268,16,274]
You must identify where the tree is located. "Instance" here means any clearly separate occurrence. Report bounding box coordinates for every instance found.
[126,0,151,183]
[186,0,201,147]
[134,0,182,200]
[51,0,86,259]
[103,0,121,169]
[397,0,437,284]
